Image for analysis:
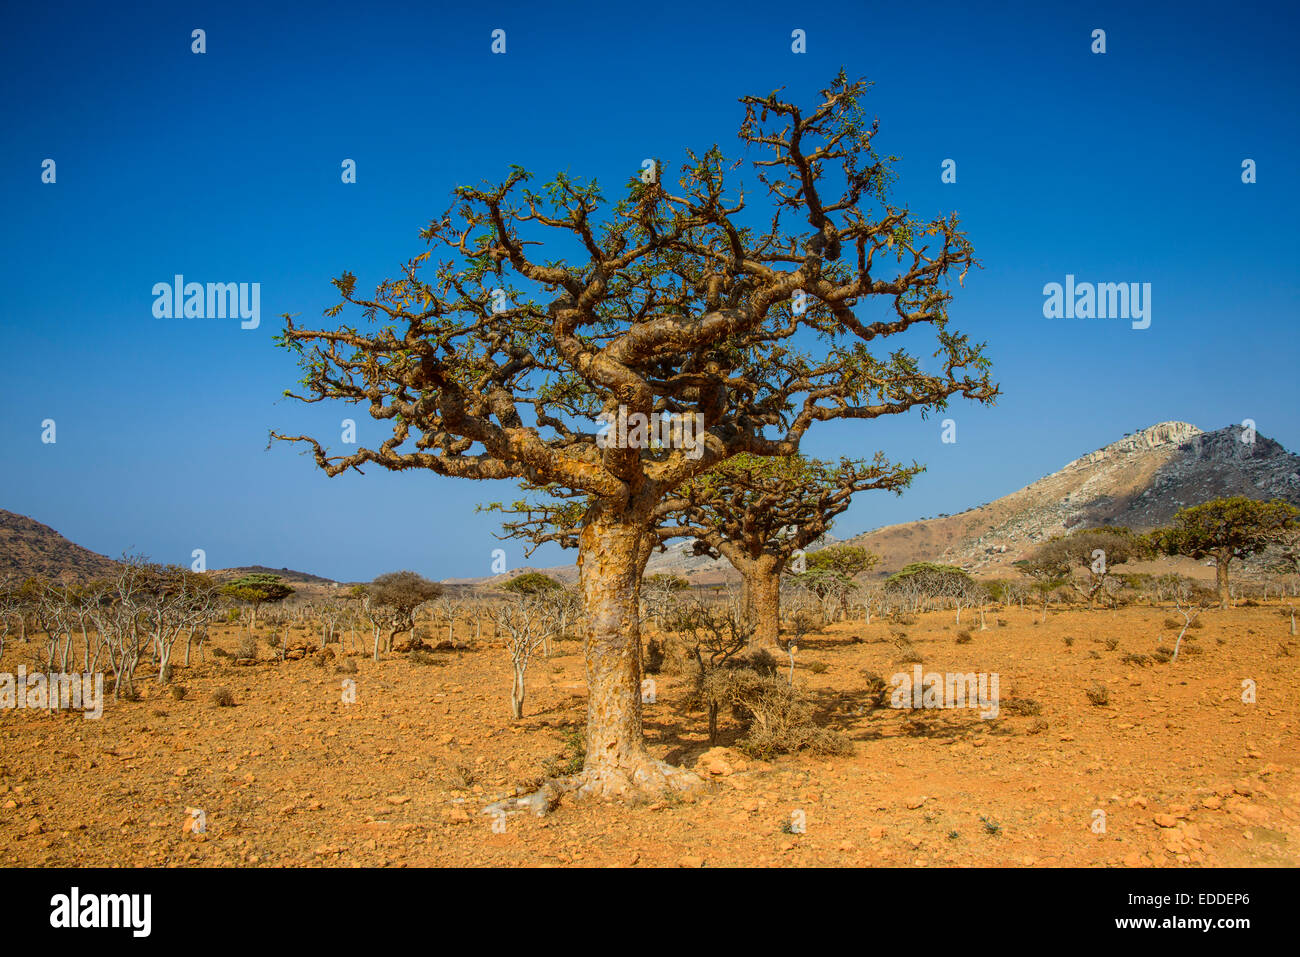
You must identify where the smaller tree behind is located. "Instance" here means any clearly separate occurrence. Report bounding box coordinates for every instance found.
[492,595,552,719]
[365,571,443,650]
[1150,497,1300,609]
[789,545,882,625]
[1024,527,1146,608]
[501,572,563,596]
[220,573,294,634]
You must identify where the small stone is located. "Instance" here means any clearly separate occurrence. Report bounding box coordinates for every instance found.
[695,747,735,777]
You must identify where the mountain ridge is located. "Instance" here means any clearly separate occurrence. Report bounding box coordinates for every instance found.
[5,421,1298,585]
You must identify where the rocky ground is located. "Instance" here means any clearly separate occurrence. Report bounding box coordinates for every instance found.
[1,602,1296,867]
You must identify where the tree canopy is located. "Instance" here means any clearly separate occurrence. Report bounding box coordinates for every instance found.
[220,573,294,609]
[502,571,564,595]
[1150,497,1299,608]
[270,72,998,801]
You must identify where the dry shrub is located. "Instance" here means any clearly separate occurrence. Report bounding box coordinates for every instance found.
[643,637,665,675]
[444,762,477,789]
[1026,717,1049,735]
[656,637,695,676]
[336,657,358,674]
[210,687,236,707]
[806,660,829,674]
[956,630,972,644]
[170,685,188,701]
[1163,617,1182,629]
[1001,697,1042,716]
[236,633,258,660]
[1153,646,1174,663]
[861,670,888,709]
[996,619,1008,627]
[1105,637,1120,651]
[747,648,780,677]
[1086,682,1110,706]
[897,649,923,665]
[409,649,440,666]
[700,668,849,759]
[1122,652,1152,667]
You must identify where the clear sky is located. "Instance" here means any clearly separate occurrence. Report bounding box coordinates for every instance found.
[2,0,1296,582]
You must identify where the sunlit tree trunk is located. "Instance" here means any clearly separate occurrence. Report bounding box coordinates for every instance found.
[743,559,783,650]
[578,508,650,794]
[1214,553,1231,610]
[571,503,698,799]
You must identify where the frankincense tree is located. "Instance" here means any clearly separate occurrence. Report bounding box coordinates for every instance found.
[665,455,915,647]
[271,73,997,799]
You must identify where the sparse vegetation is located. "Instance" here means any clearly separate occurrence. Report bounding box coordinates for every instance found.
[700,667,850,759]
[210,687,236,707]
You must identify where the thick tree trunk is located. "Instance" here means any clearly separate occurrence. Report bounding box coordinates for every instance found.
[747,567,782,650]
[511,665,525,720]
[575,507,699,799]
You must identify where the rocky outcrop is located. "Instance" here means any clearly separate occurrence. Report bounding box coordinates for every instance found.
[844,422,1300,575]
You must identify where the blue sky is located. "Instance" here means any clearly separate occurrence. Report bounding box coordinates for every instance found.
[1,0,1296,582]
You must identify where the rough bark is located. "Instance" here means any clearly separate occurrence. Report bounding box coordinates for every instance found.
[1215,553,1231,610]
[574,507,700,799]
[743,559,783,651]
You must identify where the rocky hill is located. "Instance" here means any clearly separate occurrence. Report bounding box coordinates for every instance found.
[443,421,1300,585]
[210,565,339,586]
[7,421,1297,587]
[0,510,120,582]
[841,422,1300,576]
